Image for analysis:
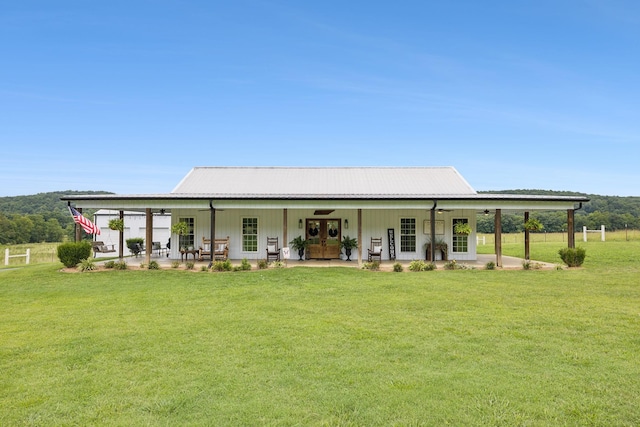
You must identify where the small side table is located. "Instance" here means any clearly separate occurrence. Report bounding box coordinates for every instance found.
[180,249,199,262]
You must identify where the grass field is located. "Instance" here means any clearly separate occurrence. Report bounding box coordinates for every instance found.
[1,238,639,425]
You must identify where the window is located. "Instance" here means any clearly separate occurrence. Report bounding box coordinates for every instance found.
[400,218,416,252]
[452,218,469,253]
[242,217,258,252]
[178,217,195,249]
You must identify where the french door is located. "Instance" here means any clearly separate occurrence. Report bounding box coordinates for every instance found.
[306,219,341,259]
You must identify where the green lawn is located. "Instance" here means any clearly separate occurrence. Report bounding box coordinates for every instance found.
[1,241,639,425]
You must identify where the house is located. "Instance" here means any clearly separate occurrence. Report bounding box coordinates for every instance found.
[62,166,589,266]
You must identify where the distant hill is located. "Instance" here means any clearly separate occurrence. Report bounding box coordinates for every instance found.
[0,190,113,225]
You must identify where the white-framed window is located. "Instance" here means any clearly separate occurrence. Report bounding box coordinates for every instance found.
[400,218,416,252]
[242,217,258,252]
[178,217,195,249]
[452,218,469,253]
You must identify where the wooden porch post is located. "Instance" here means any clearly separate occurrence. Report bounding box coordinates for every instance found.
[75,207,82,242]
[283,208,288,255]
[495,209,502,268]
[524,211,530,260]
[145,208,152,265]
[210,206,216,264]
[357,209,362,265]
[119,210,124,260]
[567,209,575,249]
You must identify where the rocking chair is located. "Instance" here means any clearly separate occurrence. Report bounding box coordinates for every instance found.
[266,237,281,262]
[367,237,383,262]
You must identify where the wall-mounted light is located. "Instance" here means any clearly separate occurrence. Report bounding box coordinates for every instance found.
[437,209,443,215]
[160,209,166,215]
[484,209,489,216]
[344,219,349,229]
[298,219,303,229]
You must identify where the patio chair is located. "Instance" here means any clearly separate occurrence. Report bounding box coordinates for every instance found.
[199,237,211,261]
[134,243,145,257]
[152,241,167,257]
[213,236,230,261]
[367,237,383,262]
[266,237,281,262]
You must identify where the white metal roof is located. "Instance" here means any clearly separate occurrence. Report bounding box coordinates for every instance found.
[171,166,477,198]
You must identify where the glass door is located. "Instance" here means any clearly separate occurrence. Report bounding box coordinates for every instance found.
[306,219,341,259]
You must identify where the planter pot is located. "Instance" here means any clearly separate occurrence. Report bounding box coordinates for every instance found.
[345,248,352,261]
[298,248,305,261]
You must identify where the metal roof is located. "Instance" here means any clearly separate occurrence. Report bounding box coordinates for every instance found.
[60,166,589,210]
[171,166,478,198]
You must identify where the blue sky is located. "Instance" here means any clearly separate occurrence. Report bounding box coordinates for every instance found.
[1,1,639,197]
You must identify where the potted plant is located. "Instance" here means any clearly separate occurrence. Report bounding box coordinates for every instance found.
[424,238,448,261]
[524,218,544,232]
[171,221,189,250]
[453,222,472,235]
[289,236,310,261]
[108,218,124,232]
[340,235,358,261]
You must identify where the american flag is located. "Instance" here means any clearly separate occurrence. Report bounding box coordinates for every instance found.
[68,206,101,235]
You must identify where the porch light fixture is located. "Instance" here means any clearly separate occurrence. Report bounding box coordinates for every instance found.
[437,209,443,214]
[160,209,166,215]
[484,209,489,216]
[298,219,303,229]
[344,219,349,229]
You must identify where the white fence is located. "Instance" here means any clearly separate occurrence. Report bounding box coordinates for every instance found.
[583,225,605,242]
[4,248,30,266]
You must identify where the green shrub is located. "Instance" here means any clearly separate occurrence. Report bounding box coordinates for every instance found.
[185,261,195,270]
[408,260,425,272]
[171,261,180,268]
[408,260,435,272]
[240,258,252,271]
[77,258,97,272]
[57,241,92,268]
[114,261,128,270]
[362,261,380,271]
[200,265,210,272]
[148,260,160,270]
[212,260,232,272]
[444,260,467,270]
[485,261,496,270]
[393,263,403,272]
[558,247,586,267]
[104,260,116,269]
[522,260,542,270]
[257,259,269,269]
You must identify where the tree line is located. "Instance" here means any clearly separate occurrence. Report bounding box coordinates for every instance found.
[0,191,111,244]
[476,190,640,233]
[0,190,639,244]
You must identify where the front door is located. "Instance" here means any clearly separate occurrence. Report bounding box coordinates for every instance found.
[306,219,341,259]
